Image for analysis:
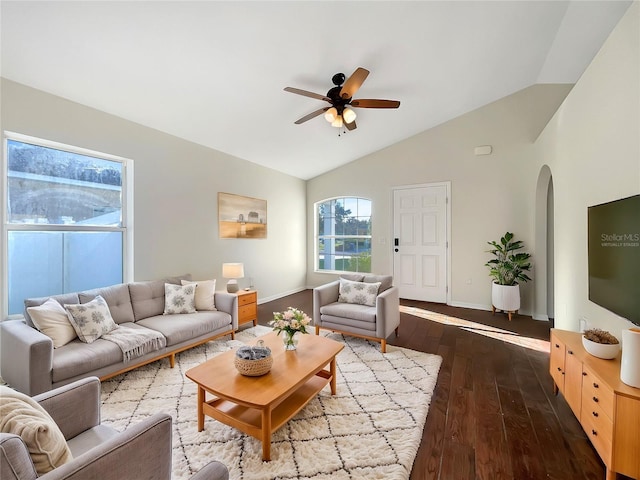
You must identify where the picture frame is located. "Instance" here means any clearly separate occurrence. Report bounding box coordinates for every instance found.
[218,192,267,239]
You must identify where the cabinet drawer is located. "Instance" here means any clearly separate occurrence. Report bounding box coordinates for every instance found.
[581,405,613,466]
[239,303,257,320]
[550,334,566,389]
[582,366,614,419]
[238,292,257,306]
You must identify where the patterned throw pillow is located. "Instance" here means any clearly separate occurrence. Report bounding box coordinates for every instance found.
[164,283,196,314]
[64,295,117,344]
[338,278,381,307]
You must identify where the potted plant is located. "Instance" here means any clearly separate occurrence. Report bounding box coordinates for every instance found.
[485,232,532,320]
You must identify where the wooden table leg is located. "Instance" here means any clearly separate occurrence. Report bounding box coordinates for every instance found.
[330,356,337,395]
[261,407,272,461]
[197,386,205,432]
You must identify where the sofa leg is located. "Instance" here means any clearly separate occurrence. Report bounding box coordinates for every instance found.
[315,325,320,336]
[395,327,399,337]
[231,331,235,340]
[381,339,387,353]
[169,354,175,368]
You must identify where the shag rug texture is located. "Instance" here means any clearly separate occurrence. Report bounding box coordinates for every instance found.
[101,326,442,480]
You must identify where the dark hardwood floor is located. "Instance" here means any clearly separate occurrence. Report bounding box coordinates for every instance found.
[255,289,624,480]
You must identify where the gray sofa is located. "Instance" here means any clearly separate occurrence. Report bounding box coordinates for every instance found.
[0,274,238,396]
[0,376,229,480]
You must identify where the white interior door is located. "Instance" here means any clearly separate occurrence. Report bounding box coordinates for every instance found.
[393,184,449,302]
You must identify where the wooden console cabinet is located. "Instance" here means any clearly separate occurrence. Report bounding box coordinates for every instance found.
[236,290,257,328]
[550,329,640,480]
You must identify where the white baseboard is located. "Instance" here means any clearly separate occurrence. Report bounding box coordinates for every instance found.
[257,286,308,305]
[448,301,493,312]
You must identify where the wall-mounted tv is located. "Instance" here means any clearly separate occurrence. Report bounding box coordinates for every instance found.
[588,194,640,326]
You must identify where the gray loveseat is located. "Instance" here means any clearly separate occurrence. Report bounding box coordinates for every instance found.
[0,275,238,396]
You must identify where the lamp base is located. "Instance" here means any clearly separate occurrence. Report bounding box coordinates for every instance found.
[226,280,239,293]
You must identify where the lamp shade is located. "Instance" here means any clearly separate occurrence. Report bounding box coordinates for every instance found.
[324,107,338,123]
[331,115,343,128]
[343,107,357,124]
[222,263,244,279]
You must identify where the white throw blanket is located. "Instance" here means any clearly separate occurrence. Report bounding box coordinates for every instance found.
[102,325,166,362]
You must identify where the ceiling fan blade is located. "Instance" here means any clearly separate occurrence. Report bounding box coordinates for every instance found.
[345,120,357,131]
[284,87,331,102]
[340,67,370,99]
[350,99,401,109]
[294,107,329,124]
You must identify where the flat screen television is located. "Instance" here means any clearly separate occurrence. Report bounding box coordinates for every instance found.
[588,194,640,326]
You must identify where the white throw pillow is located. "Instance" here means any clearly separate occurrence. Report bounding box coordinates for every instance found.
[338,278,381,307]
[0,385,73,474]
[64,295,117,343]
[181,279,217,311]
[164,283,196,314]
[27,298,77,348]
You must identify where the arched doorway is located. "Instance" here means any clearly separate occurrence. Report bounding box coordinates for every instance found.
[534,165,554,321]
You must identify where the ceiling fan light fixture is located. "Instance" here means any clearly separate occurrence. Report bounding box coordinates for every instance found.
[324,107,338,123]
[331,115,343,128]
[343,107,357,124]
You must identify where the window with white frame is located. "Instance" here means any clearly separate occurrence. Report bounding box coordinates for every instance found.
[3,132,132,316]
[316,197,372,273]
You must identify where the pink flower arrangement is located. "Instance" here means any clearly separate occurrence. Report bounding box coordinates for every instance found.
[269,307,311,336]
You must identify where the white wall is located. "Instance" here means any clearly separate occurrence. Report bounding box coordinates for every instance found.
[533,2,640,337]
[306,84,573,316]
[1,79,308,307]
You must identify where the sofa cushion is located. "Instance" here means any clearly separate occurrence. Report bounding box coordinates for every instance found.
[137,312,230,347]
[24,293,80,329]
[320,302,377,323]
[181,279,217,311]
[27,298,77,348]
[129,275,192,322]
[51,323,153,382]
[363,274,393,293]
[163,283,196,315]
[338,278,381,306]
[0,385,72,474]
[64,295,118,344]
[340,274,365,282]
[79,284,135,324]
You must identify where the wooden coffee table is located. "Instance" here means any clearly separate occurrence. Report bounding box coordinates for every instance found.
[185,331,344,461]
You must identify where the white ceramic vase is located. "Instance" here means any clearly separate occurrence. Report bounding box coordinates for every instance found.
[621,328,640,388]
[491,282,521,312]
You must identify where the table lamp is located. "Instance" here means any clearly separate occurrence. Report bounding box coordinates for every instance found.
[222,263,244,293]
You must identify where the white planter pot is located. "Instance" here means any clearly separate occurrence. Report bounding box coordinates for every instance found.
[491,282,521,312]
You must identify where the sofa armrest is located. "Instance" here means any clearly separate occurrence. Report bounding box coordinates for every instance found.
[39,413,172,480]
[313,280,340,326]
[188,461,229,480]
[376,286,400,339]
[34,377,101,441]
[0,433,38,480]
[213,292,238,330]
[0,319,53,396]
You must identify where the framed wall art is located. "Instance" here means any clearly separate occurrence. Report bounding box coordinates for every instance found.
[218,192,267,239]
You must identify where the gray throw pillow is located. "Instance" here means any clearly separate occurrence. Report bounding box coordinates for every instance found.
[338,278,381,306]
[64,295,117,343]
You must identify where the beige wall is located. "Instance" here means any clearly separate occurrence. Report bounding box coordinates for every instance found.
[306,84,573,316]
[1,79,307,306]
[533,2,639,337]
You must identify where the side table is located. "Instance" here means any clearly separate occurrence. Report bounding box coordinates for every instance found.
[236,289,257,328]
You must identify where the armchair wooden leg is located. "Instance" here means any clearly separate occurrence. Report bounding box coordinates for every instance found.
[381,339,387,353]
[315,325,320,336]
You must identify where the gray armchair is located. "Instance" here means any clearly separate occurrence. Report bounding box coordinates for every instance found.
[0,377,228,480]
[313,274,400,353]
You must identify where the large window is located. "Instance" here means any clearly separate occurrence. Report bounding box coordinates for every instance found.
[3,133,132,317]
[316,197,372,273]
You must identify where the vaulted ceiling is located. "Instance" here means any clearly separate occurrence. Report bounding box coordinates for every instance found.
[1,1,632,179]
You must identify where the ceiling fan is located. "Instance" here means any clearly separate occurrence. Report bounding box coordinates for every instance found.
[284,67,400,132]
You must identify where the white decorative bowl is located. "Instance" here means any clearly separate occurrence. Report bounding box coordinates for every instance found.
[582,336,620,359]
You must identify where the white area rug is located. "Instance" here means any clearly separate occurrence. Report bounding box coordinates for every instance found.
[101,326,442,479]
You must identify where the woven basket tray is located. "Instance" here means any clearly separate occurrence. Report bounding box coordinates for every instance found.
[234,355,273,377]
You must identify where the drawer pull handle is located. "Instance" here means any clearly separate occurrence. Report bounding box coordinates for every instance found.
[568,350,573,355]
[582,372,587,376]
[557,367,562,372]
[593,382,599,388]
[591,429,597,436]
[593,396,599,403]
[592,411,598,417]
[555,344,560,348]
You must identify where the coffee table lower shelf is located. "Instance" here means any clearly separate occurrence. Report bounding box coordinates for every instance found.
[198,371,331,460]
